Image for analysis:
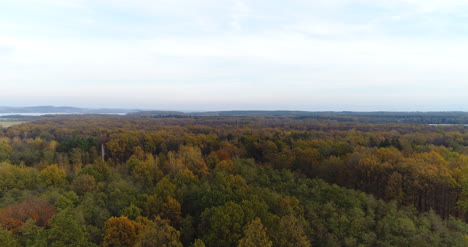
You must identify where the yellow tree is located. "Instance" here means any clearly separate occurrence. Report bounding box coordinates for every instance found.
[102,216,141,247]
[134,216,183,247]
[38,164,67,187]
[385,172,404,203]
[238,218,272,247]
[276,216,311,247]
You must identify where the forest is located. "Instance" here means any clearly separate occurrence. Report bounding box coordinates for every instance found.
[0,115,468,246]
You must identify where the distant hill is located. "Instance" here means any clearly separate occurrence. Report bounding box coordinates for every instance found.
[127,111,189,117]
[192,110,314,116]
[3,107,468,124]
[0,106,141,114]
[127,110,468,124]
[190,110,468,117]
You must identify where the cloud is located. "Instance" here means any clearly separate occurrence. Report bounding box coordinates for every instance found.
[1,0,468,110]
[2,32,467,87]
[396,0,468,13]
[0,46,14,56]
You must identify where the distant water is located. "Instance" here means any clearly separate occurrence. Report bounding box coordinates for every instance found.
[0,113,127,116]
[429,124,468,126]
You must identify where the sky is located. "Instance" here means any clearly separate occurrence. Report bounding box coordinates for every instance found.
[1,0,468,111]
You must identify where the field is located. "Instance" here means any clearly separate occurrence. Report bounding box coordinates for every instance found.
[0,120,25,128]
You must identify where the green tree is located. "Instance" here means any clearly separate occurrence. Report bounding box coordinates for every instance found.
[276,216,311,247]
[71,174,97,195]
[0,143,12,162]
[200,201,247,247]
[193,239,206,247]
[18,218,44,246]
[47,209,92,247]
[155,177,177,199]
[238,218,272,247]
[54,191,79,210]
[0,228,19,247]
[120,204,142,220]
[134,216,183,247]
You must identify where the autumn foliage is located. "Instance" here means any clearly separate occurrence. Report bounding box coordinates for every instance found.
[102,216,141,247]
[0,115,467,246]
[0,198,56,233]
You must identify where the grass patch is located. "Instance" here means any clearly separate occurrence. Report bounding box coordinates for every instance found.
[0,121,25,128]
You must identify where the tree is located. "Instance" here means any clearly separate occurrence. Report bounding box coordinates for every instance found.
[71,174,97,195]
[134,216,183,247]
[238,218,272,247]
[142,195,181,226]
[0,228,19,247]
[276,216,311,247]
[131,154,162,188]
[193,239,206,247]
[259,140,278,164]
[277,196,303,217]
[93,159,111,181]
[54,191,79,210]
[0,198,56,233]
[200,201,247,247]
[102,216,140,247]
[17,218,45,247]
[78,160,111,182]
[177,146,209,175]
[159,197,182,226]
[180,215,195,246]
[47,209,92,247]
[0,162,37,196]
[0,143,12,162]
[385,172,404,203]
[120,204,142,220]
[38,164,67,187]
[294,147,320,174]
[155,177,177,199]
[70,148,83,173]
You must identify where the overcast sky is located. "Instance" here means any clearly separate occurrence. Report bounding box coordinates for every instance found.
[1,0,468,111]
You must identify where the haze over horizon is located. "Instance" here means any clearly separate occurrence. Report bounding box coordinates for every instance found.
[1,0,468,111]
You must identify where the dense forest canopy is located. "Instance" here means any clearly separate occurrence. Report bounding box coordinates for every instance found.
[129,110,468,124]
[0,115,467,246]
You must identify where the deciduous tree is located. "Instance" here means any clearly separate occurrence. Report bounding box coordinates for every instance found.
[238,218,272,247]
[102,216,140,247]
